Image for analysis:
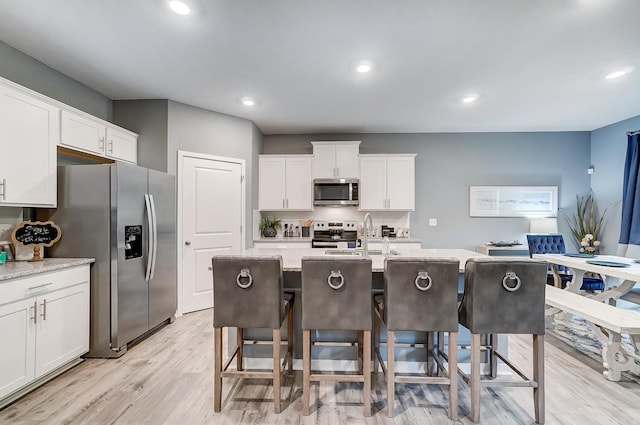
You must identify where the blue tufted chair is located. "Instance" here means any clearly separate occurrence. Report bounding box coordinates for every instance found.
[526,234,604,291]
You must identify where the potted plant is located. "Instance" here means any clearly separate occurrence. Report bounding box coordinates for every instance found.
[259,216,282,238]
[562,191,608,254]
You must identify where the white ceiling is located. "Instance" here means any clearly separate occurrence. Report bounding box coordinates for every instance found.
[1,0,639,135]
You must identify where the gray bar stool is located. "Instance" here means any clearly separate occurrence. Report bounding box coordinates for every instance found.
[458,258,548,423]
[211,255,294,414]
[374,257,460,419]
[301,256,372,416]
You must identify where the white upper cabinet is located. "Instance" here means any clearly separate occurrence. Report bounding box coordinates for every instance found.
[311,141,360,179]
[359,154,416,211]
[259,155,313,211]
[60,110,137,163]
[0,83,58,207]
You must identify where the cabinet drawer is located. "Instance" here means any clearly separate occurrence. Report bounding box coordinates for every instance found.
[0,266,90,306]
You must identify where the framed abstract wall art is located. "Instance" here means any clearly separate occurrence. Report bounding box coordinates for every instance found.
[469,186,558,217]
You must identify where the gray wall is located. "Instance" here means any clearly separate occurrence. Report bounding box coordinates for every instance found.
[167,100,263,247]
[264,132,592,250]
[0,41,112,120]
[113,100,169,172]
[591,114,640,254]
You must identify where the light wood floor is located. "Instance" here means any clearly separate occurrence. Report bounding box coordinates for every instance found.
[2,309,640,425]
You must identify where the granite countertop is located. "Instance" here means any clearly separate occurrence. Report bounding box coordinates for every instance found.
[0,258,95,281]
[243,248,486,272]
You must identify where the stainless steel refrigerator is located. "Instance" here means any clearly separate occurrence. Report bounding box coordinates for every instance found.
[49,162,177,358]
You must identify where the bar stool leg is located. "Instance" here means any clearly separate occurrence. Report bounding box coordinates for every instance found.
[489,333,497,378]
[471,333,481,423]
[427,332,434,376]
[237,327,244,371]
[363,329,372,417]
[214,327,223,412]
[373,313,380,373]
[358,331,364,373]
[273,328,282,414]
[533,334,545,424]
[386,329,395,417]
[448,331,459,421]
[303,329,311,416]
[287,307,294,372]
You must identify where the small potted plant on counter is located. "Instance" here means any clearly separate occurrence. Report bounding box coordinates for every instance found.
[259,216,282,238]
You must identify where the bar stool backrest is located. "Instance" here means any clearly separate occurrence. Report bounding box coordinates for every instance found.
[212,255,284,329]
[384,257,460,332]
[301,256,372,331]
[459,259,548,335]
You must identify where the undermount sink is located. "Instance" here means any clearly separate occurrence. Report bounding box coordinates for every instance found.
[324,249,400,256]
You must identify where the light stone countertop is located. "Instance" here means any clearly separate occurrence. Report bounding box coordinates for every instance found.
[0,258,95,281]
[242,248,487,272]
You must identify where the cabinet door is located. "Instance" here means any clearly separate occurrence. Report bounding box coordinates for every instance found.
[259,157,287,210]
[0,85,58,207]
[106,127,137,163]
[387,156,415,210]
[359,157,388,210]
[60,110,106,155]
[335,144,360,178]
[0,298,36,400]
[285,157,313,210]
[34,282,89,377]
[312,144,336,179]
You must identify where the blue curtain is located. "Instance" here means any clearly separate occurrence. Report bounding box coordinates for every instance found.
[619,133,640,256]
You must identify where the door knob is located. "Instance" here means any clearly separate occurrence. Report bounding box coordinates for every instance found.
[185,240,191,246]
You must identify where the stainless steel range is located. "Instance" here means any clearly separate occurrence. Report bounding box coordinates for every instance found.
[311,220,359,248]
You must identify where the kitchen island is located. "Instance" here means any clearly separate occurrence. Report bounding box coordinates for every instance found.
[233,248,496,372]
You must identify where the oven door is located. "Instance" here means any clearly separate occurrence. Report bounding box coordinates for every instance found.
[311,240,339,248]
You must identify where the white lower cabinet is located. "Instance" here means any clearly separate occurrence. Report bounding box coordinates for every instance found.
[0,265,90,402]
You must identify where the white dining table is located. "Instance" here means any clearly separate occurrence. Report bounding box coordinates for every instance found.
[532,253,640,302]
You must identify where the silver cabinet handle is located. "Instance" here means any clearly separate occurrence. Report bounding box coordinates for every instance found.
[28,282,53,290]
[108,140,114,154]
[40,299,47,321]
[185,240,191,246]
[99,136,105,152]
[31,301,37,324]
[0,178,5,201]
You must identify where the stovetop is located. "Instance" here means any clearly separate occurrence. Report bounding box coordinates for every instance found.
[313,220,358,241]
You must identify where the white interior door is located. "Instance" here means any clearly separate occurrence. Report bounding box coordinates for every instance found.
[179,152,244,314]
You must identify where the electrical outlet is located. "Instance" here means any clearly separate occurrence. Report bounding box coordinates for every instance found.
[428,218,438,227]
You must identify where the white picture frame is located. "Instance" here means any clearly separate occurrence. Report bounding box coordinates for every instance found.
[469,186,558,217]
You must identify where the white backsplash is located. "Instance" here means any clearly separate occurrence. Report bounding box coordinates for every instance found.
[254,208,411,239]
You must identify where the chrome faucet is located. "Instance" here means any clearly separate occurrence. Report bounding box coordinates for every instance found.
[363,213,373,256]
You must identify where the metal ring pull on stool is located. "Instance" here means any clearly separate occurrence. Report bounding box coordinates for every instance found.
[237,268,253,288]
[414,271,433,291]
[502,271,521,292]
[327,270,345,290]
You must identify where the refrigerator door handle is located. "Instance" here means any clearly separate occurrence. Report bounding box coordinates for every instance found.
[144,194,154,282]
[149,194,159,280]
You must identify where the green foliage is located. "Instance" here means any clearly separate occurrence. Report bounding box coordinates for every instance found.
[258,216,282,231]
[562,191,607,250]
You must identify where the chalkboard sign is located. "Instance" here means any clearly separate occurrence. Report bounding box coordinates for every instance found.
[11,221,62,261]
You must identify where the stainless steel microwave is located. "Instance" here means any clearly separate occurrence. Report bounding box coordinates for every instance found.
[313,178,359,206]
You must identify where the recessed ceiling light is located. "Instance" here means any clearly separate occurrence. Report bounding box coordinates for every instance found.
[605,70,629,79]
[241,97,255,106]
[169,1,190,15]
[462,95,477,103]
[356,63,372,73]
